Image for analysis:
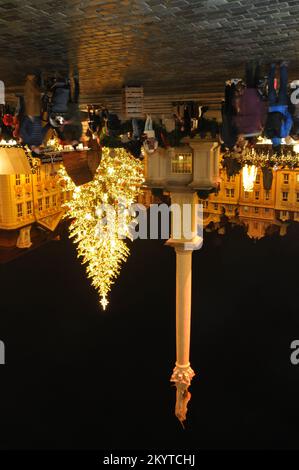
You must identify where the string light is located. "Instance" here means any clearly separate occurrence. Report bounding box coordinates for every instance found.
[242,164,257,192]
[59,147,144,310]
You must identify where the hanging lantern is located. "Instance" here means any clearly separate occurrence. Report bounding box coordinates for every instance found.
[242,164,257,192]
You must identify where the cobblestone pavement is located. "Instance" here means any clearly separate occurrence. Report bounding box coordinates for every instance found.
[2,0,299,98]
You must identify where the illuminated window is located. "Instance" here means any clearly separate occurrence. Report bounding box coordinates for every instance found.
[296,174,299,183]
[243,206,249,212]
[226,189,234,198]
[45,196,50,209]
[255,191,260,200]
[38,198,43,211]
[228,205,233,212]
[52,195,57,206]
[255,174,260,184]
[15,174,21,186]
[26,201,32,215]
[282,191,288,202]
[17,203,23,218]
[171,153,192,174]
[36,167,41,182]
[283,174,289,184]
[25,174,30,184]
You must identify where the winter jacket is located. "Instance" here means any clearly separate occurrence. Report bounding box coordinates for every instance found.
[20,116,50,146]
[233,88,266,135]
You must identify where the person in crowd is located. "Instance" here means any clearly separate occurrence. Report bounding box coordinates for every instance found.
[49,74,83,146]
[221,80,239,150]
[264,61,293,153]
[20,74,50,152]
[232,62,267,140]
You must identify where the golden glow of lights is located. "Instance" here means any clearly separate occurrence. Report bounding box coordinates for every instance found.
[59,147,144,310]
[242,164,257,192]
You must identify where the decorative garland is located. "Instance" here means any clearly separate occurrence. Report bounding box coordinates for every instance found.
[223,146,299,174]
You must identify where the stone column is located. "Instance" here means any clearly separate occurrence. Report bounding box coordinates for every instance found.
[171,247,195,424]
[166,191,202,424]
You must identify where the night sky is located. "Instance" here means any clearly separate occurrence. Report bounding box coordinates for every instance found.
[0,224,299,450]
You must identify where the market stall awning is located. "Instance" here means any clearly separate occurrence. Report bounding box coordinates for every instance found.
[0,147,31,175]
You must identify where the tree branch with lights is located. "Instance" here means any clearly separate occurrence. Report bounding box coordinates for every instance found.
[59,147,144,310]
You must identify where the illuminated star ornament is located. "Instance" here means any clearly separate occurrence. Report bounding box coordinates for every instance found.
[59,147,144,309]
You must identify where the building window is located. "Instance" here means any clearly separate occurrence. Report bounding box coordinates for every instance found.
[45,196,50,209]
[226,189,234,198]
[244,191,249,198]
[254,207,259,214]
[283,173,289,184]
[255,174,260,184]
[15,174,21,186]
[214,203,218,210]
[17,203,23,218]
[36,167,41,182]
[254,222,259,230]
[38,198,43,211]
[264,208,270,213]
[26,201,32,215]
[171,153,192,174]
[25,174,30,184]
[52,195,57,206]
[297,192,299,203]
[282,210,288,217]
[243,206,249,213]
[282,191,288,202]
[296,174,299,183]
[255,191,260,200]
[265,190,270,200]
[228,205,233,212]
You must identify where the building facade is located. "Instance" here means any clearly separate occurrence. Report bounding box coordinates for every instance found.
[0,161,68,248]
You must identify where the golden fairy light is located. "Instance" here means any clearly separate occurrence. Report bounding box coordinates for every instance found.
[59,147,144,309]
[242,164,257,192]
